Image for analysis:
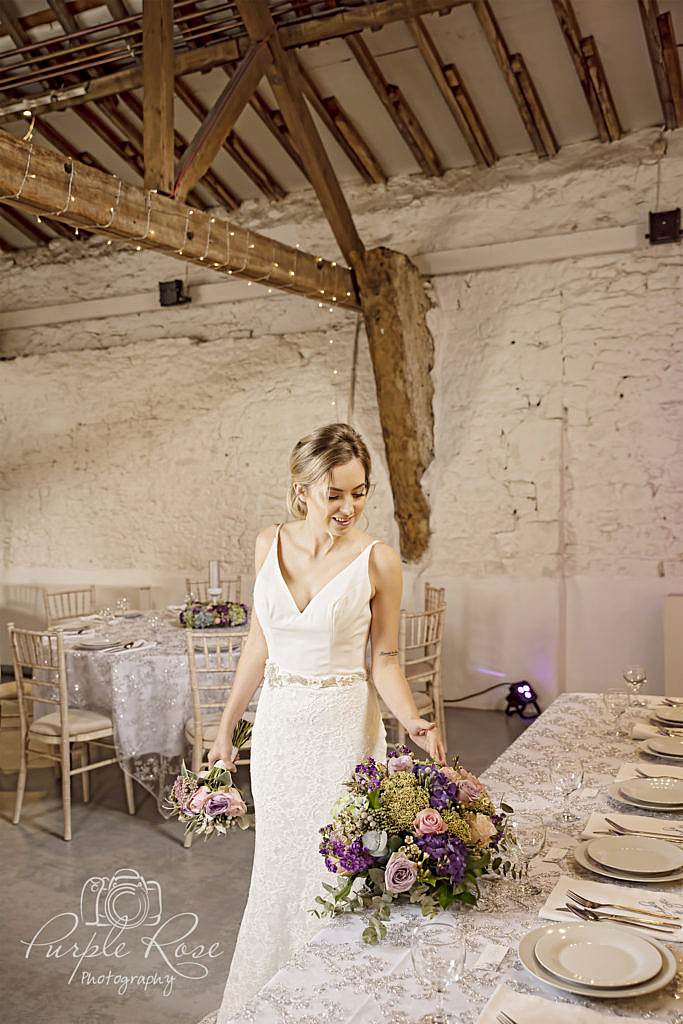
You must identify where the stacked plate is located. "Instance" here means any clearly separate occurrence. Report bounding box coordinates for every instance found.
[653,704,683,726]
[608,774,683,810]
[574,833,683,882]
[72,637,128,652]
[642,735,683,759]
[519,922,676,998]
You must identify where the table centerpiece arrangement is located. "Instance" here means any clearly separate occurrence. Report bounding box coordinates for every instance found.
[179,600,248,629]
[313,745,514,943]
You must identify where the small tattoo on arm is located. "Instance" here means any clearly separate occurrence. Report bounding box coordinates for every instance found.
[379,649,399,657]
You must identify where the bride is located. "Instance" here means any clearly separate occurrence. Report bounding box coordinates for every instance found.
[206,422,446,1022]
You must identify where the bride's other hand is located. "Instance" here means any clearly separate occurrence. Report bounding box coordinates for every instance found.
[207,737,236,772]
[406,718,446,764]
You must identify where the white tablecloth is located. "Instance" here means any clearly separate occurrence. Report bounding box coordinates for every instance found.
[205,693,683,1024]
[38,612,249,810]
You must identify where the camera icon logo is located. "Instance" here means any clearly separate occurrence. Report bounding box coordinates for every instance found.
[80,868,162,930]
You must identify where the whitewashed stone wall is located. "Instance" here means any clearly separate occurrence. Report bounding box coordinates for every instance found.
[1,126,682,706]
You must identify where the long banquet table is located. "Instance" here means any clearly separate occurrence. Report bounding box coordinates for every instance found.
[207,693,683,1024]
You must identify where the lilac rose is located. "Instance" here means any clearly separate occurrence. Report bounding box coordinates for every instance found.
[388,754,414,775]
[205,790,247,818]
[384,852,418,894]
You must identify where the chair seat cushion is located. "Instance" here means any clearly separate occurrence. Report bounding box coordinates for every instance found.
[184,717,252,748]
[30,708,113,737]
[0,680,18,700]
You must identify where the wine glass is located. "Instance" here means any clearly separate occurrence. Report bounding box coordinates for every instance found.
[603,688,630,736]
[411,921,465,1024]
[623,665,647,707]
[507,814,545,896]
[549,757,583,824]
[148,612,163,636]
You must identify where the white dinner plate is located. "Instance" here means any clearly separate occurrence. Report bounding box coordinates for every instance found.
[519,924,676,999]
[645,736,683,758]
[608,783,683,811]
[73,638,119,651]
[653,705,683,724]
[121,610,144,619]
[586,835,683,874]
[574,841,683,882]
[621,776,683,806]
[534,922,662,987]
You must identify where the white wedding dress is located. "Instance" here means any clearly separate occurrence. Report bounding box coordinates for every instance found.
[214,524,387,1022]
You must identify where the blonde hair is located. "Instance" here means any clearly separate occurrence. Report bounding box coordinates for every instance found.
[287,423,372,520]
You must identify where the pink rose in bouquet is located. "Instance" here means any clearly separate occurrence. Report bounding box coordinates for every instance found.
[187,785,212,815]
[470,812,497,844]
[384,852,418,894]
[387,754,413,775]
[413,807,447,835]
[442,765,487,802]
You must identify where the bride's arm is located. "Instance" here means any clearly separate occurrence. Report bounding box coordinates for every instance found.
[206,527,273,768]
[369,544,446,763]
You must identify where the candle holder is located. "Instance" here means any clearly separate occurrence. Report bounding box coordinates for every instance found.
[207,587,223,604]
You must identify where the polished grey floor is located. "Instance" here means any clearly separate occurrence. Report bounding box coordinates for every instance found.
[0,707,530,1024]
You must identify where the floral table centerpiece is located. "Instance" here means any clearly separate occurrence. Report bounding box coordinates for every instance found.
[179,600,248,629]
[314,746,514,943]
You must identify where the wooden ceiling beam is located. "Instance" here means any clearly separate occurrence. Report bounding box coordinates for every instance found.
[174,77,283,202]
[657,9,683,127]
[0,129,358,308]
[276,0,471,49]
[638,1,678,129]
[119,90,238,211]
[296,58,387,185]
[407,16,496,167]
[551,0,620,142]
[474,0,557,159]
[0,202,52,245]
[236,0,364,266]
[143,0,174,193]
[347,34,442,176]
[174,40,272,203]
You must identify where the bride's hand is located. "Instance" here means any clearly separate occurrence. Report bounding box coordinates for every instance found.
[207,736,236,772]
[406,718,446,764]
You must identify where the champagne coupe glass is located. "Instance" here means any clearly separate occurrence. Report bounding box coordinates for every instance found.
[603,688,630,737]
[411,921,465,1024]
[623,665,647,707]
[507,813,545,896]
[549,757,584,824]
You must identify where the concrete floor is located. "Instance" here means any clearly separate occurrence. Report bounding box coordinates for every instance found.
[0,705,529,1024]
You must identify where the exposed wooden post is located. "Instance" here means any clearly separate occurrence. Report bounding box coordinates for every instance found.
[638,0,678,129]
[0,129,358,309]
[143,0,175,193]
[408,16,496,168]
[657,11,683,127]
[354,248,435,561]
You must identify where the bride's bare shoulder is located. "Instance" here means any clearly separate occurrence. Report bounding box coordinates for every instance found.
[368,540,401,574]
[254,524,279,571]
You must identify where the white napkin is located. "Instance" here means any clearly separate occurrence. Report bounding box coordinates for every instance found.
[616,761,683,782]
[582,810,683,839]
[540,875,683,939]
[478,983,648,1023]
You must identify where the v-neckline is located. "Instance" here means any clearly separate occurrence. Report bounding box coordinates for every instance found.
[275,527,373,617]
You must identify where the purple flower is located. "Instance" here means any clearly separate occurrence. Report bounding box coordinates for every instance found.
[384,852,418,893]
[387,744,412,759]
[413,764,460,811]
[414,832,468,884]
[205,791,246,818]
[457,779,482,803]
[353,757,382,792]
[337,837,375,874]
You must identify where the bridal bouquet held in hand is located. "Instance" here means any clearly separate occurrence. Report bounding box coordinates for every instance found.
[314,746,513,942]
[165,720,253,840]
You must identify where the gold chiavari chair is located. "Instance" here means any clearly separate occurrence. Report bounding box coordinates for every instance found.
[184,576,242,604]
[424,582,446,613]
[380,600,447,753]
[9,623,135,841]
[183,630,252,848]
[43,586,97,627]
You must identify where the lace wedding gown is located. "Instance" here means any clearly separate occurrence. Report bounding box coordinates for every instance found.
[213,524,387,1023]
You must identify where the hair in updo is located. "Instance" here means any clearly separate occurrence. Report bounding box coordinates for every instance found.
[286,423,372,520]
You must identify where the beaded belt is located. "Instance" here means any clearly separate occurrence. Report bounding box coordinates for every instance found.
[264,659,367,689]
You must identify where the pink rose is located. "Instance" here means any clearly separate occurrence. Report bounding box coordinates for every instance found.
[442,766,487,801]
[471,813,497,845]
[388,754,413,775]
[187,785,212,814]
[384,852,418,894]
[413,808,447,835]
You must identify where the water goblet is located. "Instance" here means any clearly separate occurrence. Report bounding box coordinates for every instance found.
[623,665,647,707]
[507,813,545,897]
[115,596,129,617]
[549,757,583,824]
[603,688,630,737]
[410,921,465,1024]
[148,612,163,636]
